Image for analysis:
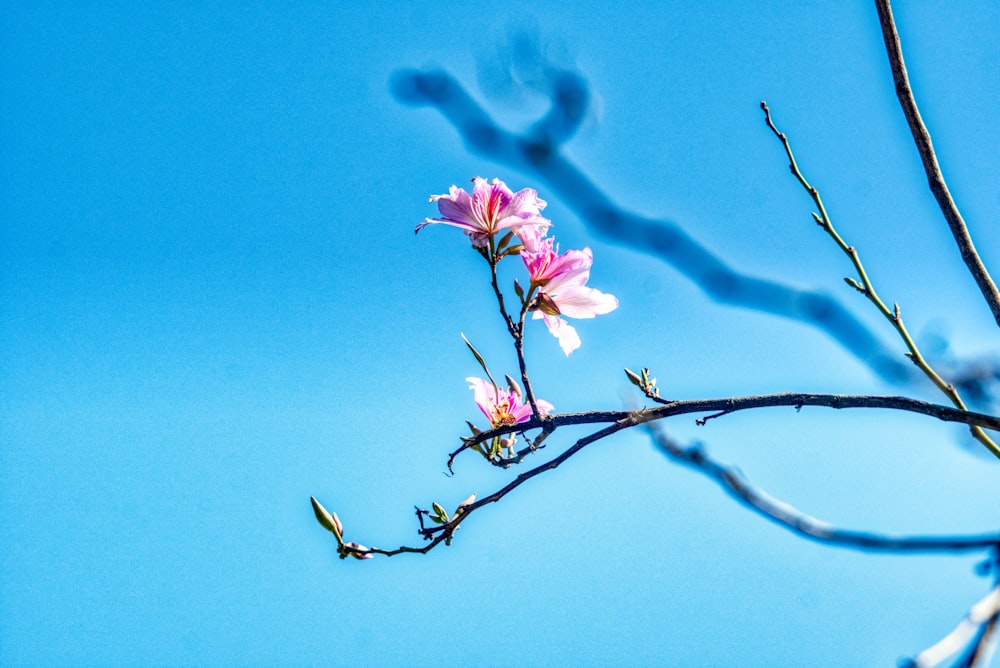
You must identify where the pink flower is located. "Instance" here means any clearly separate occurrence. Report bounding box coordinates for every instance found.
[416,177,551,248]
[467,377,553,427]
[521,239,619,355]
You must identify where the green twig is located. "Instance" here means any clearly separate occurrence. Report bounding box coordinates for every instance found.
[761,101,1000,460]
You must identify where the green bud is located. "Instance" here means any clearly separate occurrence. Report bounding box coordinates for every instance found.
[624,368,643,387]
[432,502,449,523]
[843,277,865,292]
[496,230,515,251]
[503,244,523,256]
[310,496,344,545]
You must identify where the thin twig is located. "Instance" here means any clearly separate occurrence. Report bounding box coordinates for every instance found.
[761,101,1000,459]
[873,0,1000,328]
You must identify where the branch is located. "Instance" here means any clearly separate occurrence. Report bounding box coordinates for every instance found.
[905,580,1000,667]
[642,420,1000,553]
[872,0,1000,328]
[325,391,1000,560]
[446,393,1000,467]
[389,66,913,383]
[761,101,1000,459]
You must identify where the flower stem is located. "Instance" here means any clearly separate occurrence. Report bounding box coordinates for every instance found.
[485,236,543,417]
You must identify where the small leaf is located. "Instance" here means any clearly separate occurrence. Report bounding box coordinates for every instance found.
[624,368,643,387]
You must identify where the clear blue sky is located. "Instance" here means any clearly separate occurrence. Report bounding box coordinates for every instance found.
[2,2,998,666]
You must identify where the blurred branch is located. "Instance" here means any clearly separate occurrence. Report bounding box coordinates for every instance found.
[761,102,1000,460]
[904,572,1000,667]
[872,0,1000,328]
[390,66,913,383]
[641,420,1000,553]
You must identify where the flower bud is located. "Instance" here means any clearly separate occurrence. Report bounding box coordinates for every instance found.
[310,496,344,545]
[505,374,523,400]
[535,292,561,316]
[343,542,374,560]
[431,502,450,524]
[456,493,476,514]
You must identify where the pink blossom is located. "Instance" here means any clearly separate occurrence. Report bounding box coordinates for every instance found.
[467,377,553,427]
[521,239,619,355]
[416,177,551,248]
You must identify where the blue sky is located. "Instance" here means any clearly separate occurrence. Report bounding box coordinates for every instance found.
[2,2,998,666]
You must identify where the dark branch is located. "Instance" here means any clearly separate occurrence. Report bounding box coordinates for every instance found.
[446,393,1000,466]
[873,0,1000,327]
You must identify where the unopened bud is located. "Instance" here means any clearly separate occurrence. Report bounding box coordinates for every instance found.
[503,244,523,256]
[496,230,515,251]
[535,292,561,316]
[431,502,449,523]
[343,542,374,560]
[624,368,643,387]
[505,374,523,400]
[456,493,476,514]
[310,496,344,544]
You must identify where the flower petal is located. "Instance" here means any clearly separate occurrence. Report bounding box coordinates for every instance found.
[550,286,619,319]
[537,313,582,355]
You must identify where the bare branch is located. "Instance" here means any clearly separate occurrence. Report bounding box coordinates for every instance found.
[905,580,1000,667]
[761,101,1000,459]
[446,393,1000,467]
[872,0,1000,327]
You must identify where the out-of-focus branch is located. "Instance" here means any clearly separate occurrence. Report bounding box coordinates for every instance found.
[872,0,1000,328]
[904,575,1000,667]
[761,102,1000,460]
[642,420,1000,553]
[390,67,913,383]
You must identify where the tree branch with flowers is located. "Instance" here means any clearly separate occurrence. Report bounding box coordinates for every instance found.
[311,1,998,664]
[311,175,999,561]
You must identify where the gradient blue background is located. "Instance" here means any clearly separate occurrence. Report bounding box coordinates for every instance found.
[2,2,998,666]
